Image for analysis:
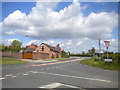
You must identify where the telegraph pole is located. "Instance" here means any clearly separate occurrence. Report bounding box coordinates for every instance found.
[99,38,101,61]
[99,39,100,51]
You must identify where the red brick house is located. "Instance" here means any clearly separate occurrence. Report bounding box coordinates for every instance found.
[23,43,62,59]
[24,44,38,53]
[35,43,61,58]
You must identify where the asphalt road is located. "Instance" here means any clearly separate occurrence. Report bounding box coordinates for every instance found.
[2,57,118,89]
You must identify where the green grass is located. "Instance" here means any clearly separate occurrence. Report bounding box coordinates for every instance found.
[0,58,30,64]
[80,57,120,70]
[44,58,69,61]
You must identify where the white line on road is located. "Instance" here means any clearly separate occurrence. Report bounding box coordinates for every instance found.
[38,82,79,89]
[0,77,5,80]
[32,71,39,74]
[4,74,13,77]
[62,84,78,88]
[38,71,111,83]
[38,82,63,88]
[23,74,29,76]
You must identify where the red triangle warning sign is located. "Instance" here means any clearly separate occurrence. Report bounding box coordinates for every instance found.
[104,41,110,49]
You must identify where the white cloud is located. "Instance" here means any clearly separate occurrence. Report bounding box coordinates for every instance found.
[26,40,40,46]
[1,1,118,53]
[81,4,89,10]
[2,1,118,40]
[4,38,20,45]
[77,41,83,46]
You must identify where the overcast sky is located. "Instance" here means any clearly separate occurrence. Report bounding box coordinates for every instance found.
[1,0,119,53]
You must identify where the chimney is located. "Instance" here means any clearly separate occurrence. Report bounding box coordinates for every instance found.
[56,44,59,47]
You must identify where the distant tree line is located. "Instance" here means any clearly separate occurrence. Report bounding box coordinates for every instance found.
[0,40,22,52]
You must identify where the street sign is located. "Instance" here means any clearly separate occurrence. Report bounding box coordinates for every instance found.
[104,41,110,59]
[104,41,110,49]
[104,59,112,62]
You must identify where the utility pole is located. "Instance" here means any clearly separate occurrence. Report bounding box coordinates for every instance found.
[99,39,101,61]
[99,39,100,51]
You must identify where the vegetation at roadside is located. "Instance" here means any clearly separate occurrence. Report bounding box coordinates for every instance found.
[0,40,23,52]
[0,57,30,64]
[80,57,120,70]
[61,51,70,58]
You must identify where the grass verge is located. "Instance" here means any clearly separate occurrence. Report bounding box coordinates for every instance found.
[0,58,30,64]
[80,57,120,70]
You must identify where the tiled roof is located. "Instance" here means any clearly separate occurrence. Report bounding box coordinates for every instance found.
[41,43,61,53]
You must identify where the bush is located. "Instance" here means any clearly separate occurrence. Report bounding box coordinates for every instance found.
[80,57,120,70]
[56,54,59,58]
[51,55,54,58]
[103,54,119,62]
[61,51,69,58]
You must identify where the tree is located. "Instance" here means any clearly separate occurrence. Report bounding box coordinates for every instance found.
[88,50,91,54]
[10,40,22,52]
[61,51,69,58]
[88,47,95,55]
[0,44,5,51]
[82,51,85,54]
[91,47,95,55]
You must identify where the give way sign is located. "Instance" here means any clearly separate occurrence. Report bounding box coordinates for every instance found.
[104,41,110,49]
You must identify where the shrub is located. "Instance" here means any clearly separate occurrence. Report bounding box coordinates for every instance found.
[61,51,69,58]
[51,55,54,58]
[56,54,59,58]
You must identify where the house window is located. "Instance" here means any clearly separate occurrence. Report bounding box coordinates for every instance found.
[41,44,44,51]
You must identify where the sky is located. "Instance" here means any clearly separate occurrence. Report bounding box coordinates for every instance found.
[1,1,119,53]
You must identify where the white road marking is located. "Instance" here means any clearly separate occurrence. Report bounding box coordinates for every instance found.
[38,82,79,89]
[4,74,13,77]
[23,74,29,76]
[0,77,5,80]
[62,84,78,88]
[38,82,63,88]
[38,71,111,82]
[32,71,39,74]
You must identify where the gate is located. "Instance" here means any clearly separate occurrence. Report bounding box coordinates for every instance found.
[22,53,33,59]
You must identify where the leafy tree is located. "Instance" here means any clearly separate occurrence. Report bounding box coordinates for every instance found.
[0,44,5,51]
[10,40,22,52]
[82,51,85,54]
[88,50,91,54]
[91,47,95,55]
[88,47,95,55]
[61,51,69,58]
